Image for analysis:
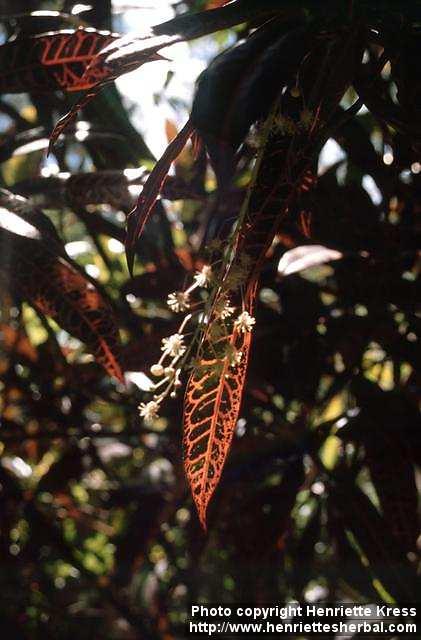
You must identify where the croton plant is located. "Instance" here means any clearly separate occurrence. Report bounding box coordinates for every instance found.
[0,1,420,629]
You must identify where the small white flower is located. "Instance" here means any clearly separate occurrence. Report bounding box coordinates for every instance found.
[193,264,212,288]
[167,291,190,313]
[138,401,160,424]
[215,296,235,320]
[161,333,186,357]
[234,311,256,333]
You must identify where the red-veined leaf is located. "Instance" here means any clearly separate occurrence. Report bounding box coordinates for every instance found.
[0,28,118,94]
[38,260,124,383]
[0,199,123,383]
[48,36,171,152]
[183,281,258,530]
[48,0,288,148]
[183,111,319,529]
[125,119,194,274]
[182,23,365,529]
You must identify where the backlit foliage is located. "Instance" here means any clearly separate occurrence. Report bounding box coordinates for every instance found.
[0,0,420,637]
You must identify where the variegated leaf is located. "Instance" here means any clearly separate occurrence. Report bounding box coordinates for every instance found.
[0,28,118,93]
[183,282,257,529]
[125,119,194,274]
[0,200,124,383]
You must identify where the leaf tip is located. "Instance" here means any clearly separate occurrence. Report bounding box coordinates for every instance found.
[125,242,135,277]
[197,503,208,533]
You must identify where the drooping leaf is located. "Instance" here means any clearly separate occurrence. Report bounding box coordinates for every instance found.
[183,84,323,528]
[13,170,204,212]
[48,37,170,151]
[191,21,309,182]
[0,28,118,93]
[83,33,176,81]
[48,87,102,153]
[152,0,287,40]
[125,119,194,274]
[48,0,293,148]
[0,188,63,249]
[0,199,124,383]
[183,282,258,530]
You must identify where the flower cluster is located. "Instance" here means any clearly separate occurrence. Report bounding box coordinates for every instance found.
[166,265,213,315]
[138,258,257,425]
[234,311,256,334]
[137,317,189,423]
[272,109,314,136]
[214,295,235,320]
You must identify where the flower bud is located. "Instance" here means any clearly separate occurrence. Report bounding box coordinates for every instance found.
[150,364,164,377]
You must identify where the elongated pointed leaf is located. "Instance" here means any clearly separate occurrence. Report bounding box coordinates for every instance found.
[48,87,100,153]
[183,285,257,530]
[0,28,118,93]
[48,37,170,150]
[13,170,204,211]
[183,93,322,528]
[125,119,194,274]
[84,33,177,81]
[183,20,364,530]
[191,21,308,152]
[0,200,123,383]
[48,0,292,146]
[152,0,288,40]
